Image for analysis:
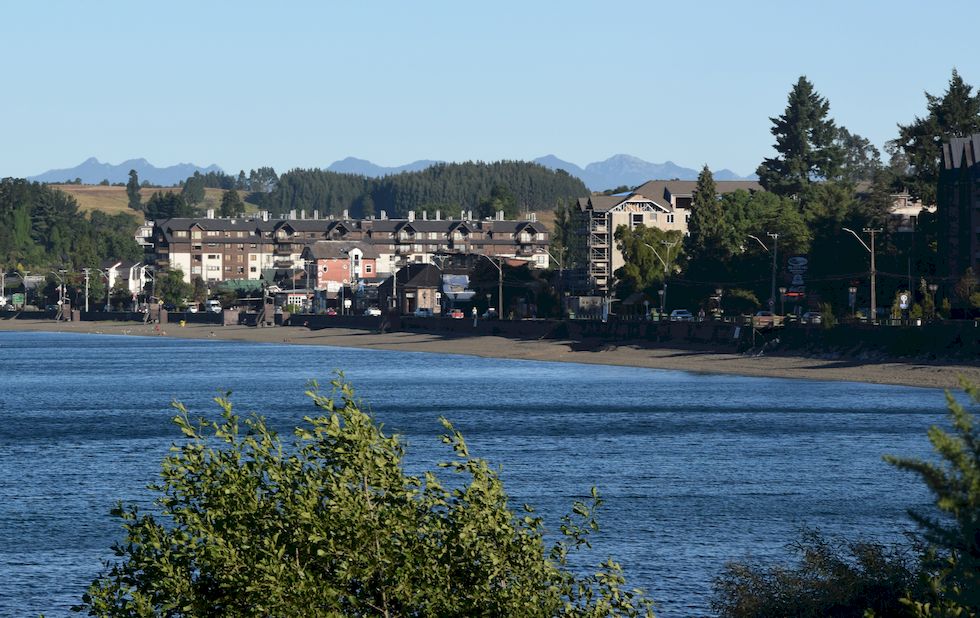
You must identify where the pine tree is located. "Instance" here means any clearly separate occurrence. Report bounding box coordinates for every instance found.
[686,165,725,259]
[126,169,141,211]
[219,190,245,217]
[757,76,844,200]
[892,68,980,205]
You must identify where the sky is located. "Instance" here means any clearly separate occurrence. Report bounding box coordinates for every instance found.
[3,0,979,179]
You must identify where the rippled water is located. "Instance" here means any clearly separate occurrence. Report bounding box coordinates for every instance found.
[0,331,953,616]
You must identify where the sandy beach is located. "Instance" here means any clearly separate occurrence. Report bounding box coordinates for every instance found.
[1,318,977,390]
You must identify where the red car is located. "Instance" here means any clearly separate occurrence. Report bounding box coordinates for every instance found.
[449,309,465,319]
[325,307,337,316]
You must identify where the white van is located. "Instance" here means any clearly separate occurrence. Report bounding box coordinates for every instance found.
[206,300,222,314]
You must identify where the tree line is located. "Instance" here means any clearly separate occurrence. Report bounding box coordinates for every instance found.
[255,161,588,219]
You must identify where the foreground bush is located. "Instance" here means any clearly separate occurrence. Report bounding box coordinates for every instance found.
[713,382,980,618]
[77,376,654,617]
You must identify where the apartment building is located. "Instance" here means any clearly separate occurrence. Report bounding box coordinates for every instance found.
[939,134,980,281]
[578,180,761,294]
[148,210,550,283]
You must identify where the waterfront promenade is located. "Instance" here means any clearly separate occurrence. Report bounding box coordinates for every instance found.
[1,318,976,390]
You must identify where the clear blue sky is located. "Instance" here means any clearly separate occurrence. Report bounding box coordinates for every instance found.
[3,0,978,179]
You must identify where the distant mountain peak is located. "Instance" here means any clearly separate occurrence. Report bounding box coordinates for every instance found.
[535,153,753,191]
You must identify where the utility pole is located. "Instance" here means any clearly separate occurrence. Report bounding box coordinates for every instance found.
[82,268,91,312]
[843,227,883,323]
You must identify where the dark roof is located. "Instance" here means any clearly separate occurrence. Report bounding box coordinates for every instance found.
[304,241,379,260]
[943,134,980,169]
[400,263,442,288]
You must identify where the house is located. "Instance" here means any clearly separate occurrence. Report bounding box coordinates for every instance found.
[301,241,379,291]
[103,260,149,298]
[378,263,443,315]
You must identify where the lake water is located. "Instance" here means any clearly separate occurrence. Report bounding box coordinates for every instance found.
[0,331,954,616]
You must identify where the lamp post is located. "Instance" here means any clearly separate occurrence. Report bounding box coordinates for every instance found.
[843,227,882,324]
[715,287,723,318]
[543,249,564,312]
[748,233,779,312]
[642,240,678,315]
[778,286,787,315]
[848,285,857,318]
[97,268,111,311]
[928,283,939,319]
[479,254,503,319]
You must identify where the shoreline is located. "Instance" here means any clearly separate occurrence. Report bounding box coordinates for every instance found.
[1,319,977,390]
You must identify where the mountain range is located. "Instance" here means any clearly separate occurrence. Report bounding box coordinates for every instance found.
[28,157,222,186]
[28,154,753,191]
[326,154,753,190]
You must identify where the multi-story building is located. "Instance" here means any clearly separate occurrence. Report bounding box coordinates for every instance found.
[577,180,761,294]
[939,135,980,282]
[147,210,550,283]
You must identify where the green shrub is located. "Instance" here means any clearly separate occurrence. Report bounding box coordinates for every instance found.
[77,376,655,617]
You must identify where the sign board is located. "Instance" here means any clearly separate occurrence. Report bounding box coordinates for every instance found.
[785,255,808,297]
[899,293,909,310]
[12,293,25,305]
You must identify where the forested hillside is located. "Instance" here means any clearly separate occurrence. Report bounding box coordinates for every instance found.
[256,161,588,218]
[0,178,140,270]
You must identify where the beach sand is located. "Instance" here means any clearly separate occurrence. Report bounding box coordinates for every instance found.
[1,318,977,390]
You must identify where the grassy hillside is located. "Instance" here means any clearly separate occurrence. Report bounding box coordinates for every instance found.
[52,185,249,218]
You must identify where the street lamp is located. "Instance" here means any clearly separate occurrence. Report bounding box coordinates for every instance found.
[778,286,787,315]
[714,288,723,318]
[97,268,111,311]
[843,227,882,324]
[748,233,779,312]
[642,240,678,315]
[848,286,858,318]
[479,254,504,319]
[928,283,939,319]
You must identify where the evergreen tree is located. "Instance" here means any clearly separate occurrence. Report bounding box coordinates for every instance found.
[686,165,738,261]
[219,189,245,217]
[892,68,980,205]
[837,127,883,184]
[145,191,195,220]
[181,172,206,206]
[126,169,141,211]
[757,76,844,200]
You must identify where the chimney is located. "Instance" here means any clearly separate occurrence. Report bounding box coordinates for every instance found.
[313,210,319,220]
[262,210,269,222]
[408,210,415,222]
[422,211,428,220]
[531,212,537,222]
[497,210,504,221]
[206,208,215,219]
[342,209,349,219]
[435,209,441,221]
[380,210,387,220]
[301,209,307,220]
[289,209,296,220]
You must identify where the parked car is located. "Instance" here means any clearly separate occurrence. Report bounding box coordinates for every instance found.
[413,308,434,318]
[325,307,337,316]
[186,305,199,313]
[363,307,382,317]
[669,309,694,322]
[482,307,498,319]
[801,311,822,325]
[753,310,777,327]
[206,299,222,314]
[449,309,465,319]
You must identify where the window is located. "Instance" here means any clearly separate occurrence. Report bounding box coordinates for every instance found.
[207,265,219,271]
[631,214,643,228]
[237,244,244,250]
[191,230,202,239]
[249,254,257,262]
[207,231,219,237]
[236,255,244,263]
[237,267,245,274]
[250,266,257,273]
[365,264,373,273]
[207,242,217,248]
[224,265,231,272]
[250,243,257,248]
[685,214,691,224]
[207,254,219,259]
[175,231,188,238]
[667,214,675,224]
[537,232,546,240]
[191,266,202,274]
